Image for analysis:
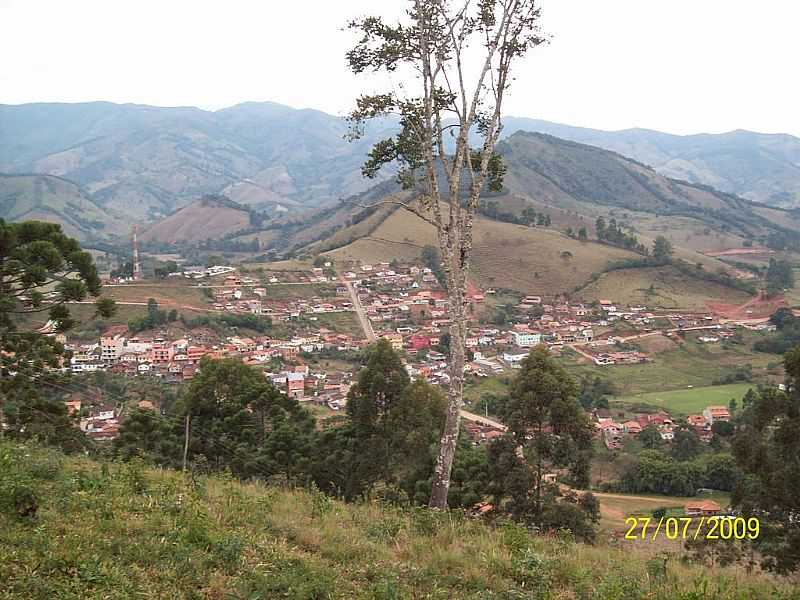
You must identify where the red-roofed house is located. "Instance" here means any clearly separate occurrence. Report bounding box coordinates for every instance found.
[684,500,721,516]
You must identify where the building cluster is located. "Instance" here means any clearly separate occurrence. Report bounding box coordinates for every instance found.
[595,404,732,450]
[68,325,359,404]
[59,259,755,447]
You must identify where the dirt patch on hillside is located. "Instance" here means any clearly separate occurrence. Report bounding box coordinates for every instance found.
[708,294,785,320]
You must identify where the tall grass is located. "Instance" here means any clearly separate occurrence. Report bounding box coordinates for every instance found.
[0,441,797,599]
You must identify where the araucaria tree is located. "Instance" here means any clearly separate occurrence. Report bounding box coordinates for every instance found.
[345,0,546,508]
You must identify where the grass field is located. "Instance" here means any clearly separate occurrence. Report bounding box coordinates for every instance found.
[610,383,756,415]
[240,258,313,271]
[261,283,338,301]
[561,335,782,398]
[299,311,364,338]
[627,214,746,255]
[462,375,511,411]
[102,283,210,309]
[576,266,753,309]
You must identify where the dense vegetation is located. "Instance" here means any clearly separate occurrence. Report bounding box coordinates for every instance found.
[595,216,648,254]
[127,298,178,333]
[754,308,800,354]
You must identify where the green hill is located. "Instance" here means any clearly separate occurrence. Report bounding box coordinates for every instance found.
[1,441,794,600]
[0,173,124,240]
[498,131,800,246]
[501,119,800,208]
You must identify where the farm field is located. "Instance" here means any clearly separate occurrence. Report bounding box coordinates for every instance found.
[610,383,756,416]
[260,283,338,301]
[240,258,313,272]
[576,266,753,310]
[626,214,745,255]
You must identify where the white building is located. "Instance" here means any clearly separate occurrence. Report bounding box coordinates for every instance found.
[511,331,541,347]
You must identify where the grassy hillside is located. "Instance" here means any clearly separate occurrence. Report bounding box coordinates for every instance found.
[0,173,124,240]
[2,441,797,600]
[575,266,753,309]
[498,132,797,245]
[140,196,252,243]
[562,333,782,398]
[318,206,755,304]
[500,118,800,208]
[322,206,641,293]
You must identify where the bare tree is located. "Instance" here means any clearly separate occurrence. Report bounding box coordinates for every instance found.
[345,0,546,508]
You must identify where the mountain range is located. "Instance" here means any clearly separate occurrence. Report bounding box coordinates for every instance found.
[1,101,799,242]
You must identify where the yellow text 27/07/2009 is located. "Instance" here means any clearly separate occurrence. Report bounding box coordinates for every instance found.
[623,516,760,541]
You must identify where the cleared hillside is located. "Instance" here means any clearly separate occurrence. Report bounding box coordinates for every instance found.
[322,207,640,294]
[0,173,123,240]
[140,196,252,243]
[576,266,753,309]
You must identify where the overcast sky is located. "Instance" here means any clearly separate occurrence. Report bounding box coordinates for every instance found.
[1,0,797,136]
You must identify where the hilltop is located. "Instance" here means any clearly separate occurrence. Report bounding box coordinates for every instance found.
[1,441,795,600]
[0,173,124,240]
[497,132,800,244]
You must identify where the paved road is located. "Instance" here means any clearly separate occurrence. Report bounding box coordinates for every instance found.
[342,278,376,342]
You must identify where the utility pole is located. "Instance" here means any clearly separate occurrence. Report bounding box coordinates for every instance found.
[182,414,191,472]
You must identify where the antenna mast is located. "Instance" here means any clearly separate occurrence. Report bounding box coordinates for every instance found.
[132,225,142,281]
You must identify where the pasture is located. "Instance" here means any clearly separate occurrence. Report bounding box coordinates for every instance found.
[610,383,756,416]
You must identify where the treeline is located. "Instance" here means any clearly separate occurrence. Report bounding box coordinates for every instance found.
[618,448,741,496]
[421,245,447,288]
[479,201,551,227]
[112,343,601,541]
[595,217,647,254]
[194,238,262,253]
[179,312,273,334]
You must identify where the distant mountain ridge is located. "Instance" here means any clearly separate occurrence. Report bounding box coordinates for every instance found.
[1,101,799,232]
[0,101,396,225]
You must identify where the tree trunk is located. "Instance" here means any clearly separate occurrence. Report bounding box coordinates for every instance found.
[429,286,467,509]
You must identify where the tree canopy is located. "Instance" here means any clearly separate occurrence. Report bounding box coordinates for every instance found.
[1,219,115,450]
